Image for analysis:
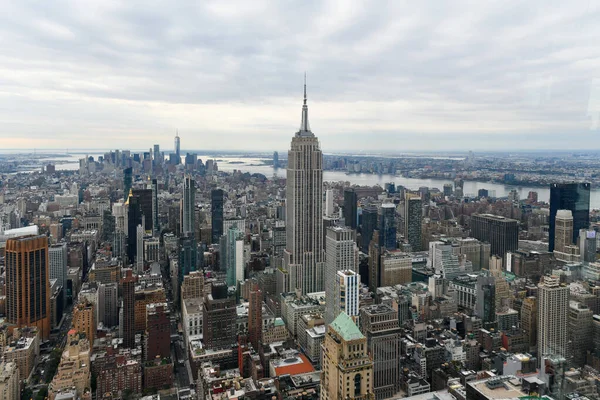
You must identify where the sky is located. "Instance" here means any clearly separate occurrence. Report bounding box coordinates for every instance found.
[2,0,600,153]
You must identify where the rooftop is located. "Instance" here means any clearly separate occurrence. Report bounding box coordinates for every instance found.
[330,312,363,341]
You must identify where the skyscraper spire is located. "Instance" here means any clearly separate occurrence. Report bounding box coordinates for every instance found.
[298,73,312,136]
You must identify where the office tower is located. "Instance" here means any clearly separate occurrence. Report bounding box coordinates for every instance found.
[327,270,360,328]
[321,312,374,400]
[136,224,144,273]
[174,130,180,160]
[443,184,453,197]
[99,282,118,327]
[248,286,262,349]
[368,231,382,293]
[360,304,401,400]
[538,275,569,359]
[567,301,593,367]
[49,243,68,306]
[6,235,51,340]
[521,296,537,350]
[549,183,590,252]
[123,167,132,201]
[470,214,518,258]
[151,179,159,236]
[344,188,358,229]
[554,210,573,254]
[404,193,422,251]
[379,203,396,250]
[153,144,160,165]
[122,269,137,348]
[73,300,95,344]
[203,282,236,350]
[283,79,325,294]
[178,236,198,291]
[132,188,153,232]
[225,227,244,287]
[211,189,224,244]
[325,189,334,217]
[478,188,489,198]
[475,274,496,327]
[127,193,143,265]
[325,227,359,323]
[361,205,378,253]
[273,151,279,169]
[580,229,597,263]
[145,303,170,361]
[181,175,195,236]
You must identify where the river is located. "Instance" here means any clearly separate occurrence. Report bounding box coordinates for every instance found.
[14,151,600,209]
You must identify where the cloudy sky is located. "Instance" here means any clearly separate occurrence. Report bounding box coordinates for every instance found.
[2,0,600,153]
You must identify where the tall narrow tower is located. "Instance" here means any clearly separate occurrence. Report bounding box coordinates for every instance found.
[538,275,568,360]
[174,130,181,160]
[181,175,195,237]
[284,76,325,294]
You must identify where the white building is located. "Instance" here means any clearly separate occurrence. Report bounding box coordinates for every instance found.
[49,243,68,306]
[538,275,569,358]
[325,226,359,325]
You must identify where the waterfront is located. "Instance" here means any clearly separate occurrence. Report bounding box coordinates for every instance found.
[7,151,600,208]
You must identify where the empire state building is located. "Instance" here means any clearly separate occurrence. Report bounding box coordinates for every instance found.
[283,78,325,294]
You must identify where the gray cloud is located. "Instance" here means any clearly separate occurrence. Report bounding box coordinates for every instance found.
[1,0,600,152]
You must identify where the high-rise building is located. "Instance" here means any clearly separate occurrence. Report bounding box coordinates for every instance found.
[73,300,95,344]
[379,204,396,251]
[325,189,334,217]
[49,243,68,307]
[470,214,518,258]
[0,361,19,400]
[538,275,569,359]
[361,205,378,253]
[132,188,153,231]
[121,269,137,348]
[580,229,597,263]
[273,151,279,169]
[521,296,537,350]
[123,167,132,201]
[145,303,170,361]
[549,182,590,252]
[6,235,51,340]
[225,227,244,287]
[321,312,374,400]
[151,179,159,236]
[327,270,360,328]
[360,304,401,400]
[153,144,160,167]
[181,176,195,236]
[178,236,198,291]
[404,193,422,251]
[248,286,263,350]
[99,282,118,327]
[203,282,236,350]
[325,227,359,324]
[174,130,180,160]
[211,189,224,244]
[443,184,453,197]
[127,192,143,265]
[567,301,593,367]
[283,79,325,294]
[554,210,573,254]
[380,250,412,286]
[344,188,358,229]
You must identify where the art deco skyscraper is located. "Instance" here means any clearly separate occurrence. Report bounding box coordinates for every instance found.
[283,78,325,294]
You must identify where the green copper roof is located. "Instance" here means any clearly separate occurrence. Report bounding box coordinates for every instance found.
[330,312,363,341]
[274,318,285,327]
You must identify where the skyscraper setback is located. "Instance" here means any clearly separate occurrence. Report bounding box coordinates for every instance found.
[283,78,325,294]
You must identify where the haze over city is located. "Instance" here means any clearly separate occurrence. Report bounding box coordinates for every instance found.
[2,1,600,151]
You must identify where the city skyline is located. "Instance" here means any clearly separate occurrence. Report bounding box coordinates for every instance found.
[2,1,600,151]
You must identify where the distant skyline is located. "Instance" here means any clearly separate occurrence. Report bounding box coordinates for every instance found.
[2,1,600,151]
